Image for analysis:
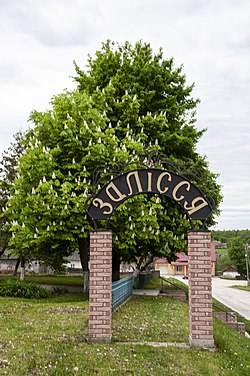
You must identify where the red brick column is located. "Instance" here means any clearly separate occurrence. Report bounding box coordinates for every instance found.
[188,231,215,348]
[87,230,112,343]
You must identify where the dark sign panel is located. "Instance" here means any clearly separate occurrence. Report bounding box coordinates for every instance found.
[87,169,213,221]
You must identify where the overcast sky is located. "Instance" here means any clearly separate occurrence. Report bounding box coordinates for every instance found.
[1,0,250,230]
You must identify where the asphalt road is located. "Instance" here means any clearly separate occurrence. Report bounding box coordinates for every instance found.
[211,277,250,320]
[167,275,250,320]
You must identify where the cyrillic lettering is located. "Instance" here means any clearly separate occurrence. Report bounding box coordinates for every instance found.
[92,198,113,215]
[172,181,190,201]
[184,197,208,215]
[106,182,126,202]
[157,172,172,194]
[126,171,143,196]
[147,172,152,192]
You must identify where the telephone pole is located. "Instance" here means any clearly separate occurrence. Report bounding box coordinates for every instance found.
[245,243,250,286]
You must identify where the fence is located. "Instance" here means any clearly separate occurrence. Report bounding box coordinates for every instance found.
[112,272,155,311]
[134,272,150,289]
[112,276,134,311]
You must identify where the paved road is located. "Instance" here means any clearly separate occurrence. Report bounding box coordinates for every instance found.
[164,275,250,320]
[211,277,250,320]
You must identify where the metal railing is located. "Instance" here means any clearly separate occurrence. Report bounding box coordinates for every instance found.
[112,275,133,311]
[160,276,189,299]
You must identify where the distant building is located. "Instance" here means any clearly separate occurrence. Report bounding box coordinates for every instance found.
[222,266,240,278]
[65,251,82,272]
[0,249,18,274]
[154,244,216,277]
[0,249,52,274]
[213,241,227,249]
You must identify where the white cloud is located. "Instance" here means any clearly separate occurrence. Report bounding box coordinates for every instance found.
[0,0,101,47]
[1,0,250,229]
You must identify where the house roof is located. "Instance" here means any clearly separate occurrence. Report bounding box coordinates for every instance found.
[222,266,237,272]
[154,257,168,264]
[155,245,217,265]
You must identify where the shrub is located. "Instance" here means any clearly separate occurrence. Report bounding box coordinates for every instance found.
[0,279,51,299]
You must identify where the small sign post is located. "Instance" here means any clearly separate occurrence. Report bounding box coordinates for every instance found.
[246,243,250,286]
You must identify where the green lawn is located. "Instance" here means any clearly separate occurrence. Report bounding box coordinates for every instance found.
[113,296,189,343]
[0,274,84,286]
[144,276,188,292]
[231,285,250,292]
[0,292,250,375]
[147,276,250,335]
[216,248,228,255]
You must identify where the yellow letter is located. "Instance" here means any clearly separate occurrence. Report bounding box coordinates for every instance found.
[184,197,208,215]
[126,171,143,196]
[157,172,172,194]
[92,198,113,215]
[172,181,190,201]
[106,182,126,202]
[147,172,152,192]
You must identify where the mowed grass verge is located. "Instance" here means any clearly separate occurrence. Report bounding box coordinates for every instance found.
[231,285,250,292]
[0,292,250,375]
[0,274,84,287]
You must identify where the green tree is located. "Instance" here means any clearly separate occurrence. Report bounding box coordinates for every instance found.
[212,230,250,244]
[5,41,222,285]
[74,40,222,274]
[0,132,23,256]
[216,254,232,274]
[227,237,249,276]
[74,40,222,220]
[6,90,145,286]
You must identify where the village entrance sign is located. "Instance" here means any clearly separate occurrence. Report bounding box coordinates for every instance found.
[88,168,212,222]
[87,168,215,348]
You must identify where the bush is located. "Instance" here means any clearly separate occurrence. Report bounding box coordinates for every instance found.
[0,279,51,299]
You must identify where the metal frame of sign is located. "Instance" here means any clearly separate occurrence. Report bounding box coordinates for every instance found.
[87,168,214,228]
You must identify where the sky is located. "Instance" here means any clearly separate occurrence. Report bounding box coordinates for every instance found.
[0,0,250,230]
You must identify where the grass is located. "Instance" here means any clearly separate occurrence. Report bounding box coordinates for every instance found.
[145,276,250,335]
[112,296,189,343]
[157,276,250,335]
[0,274,84,286]
[212,297,250,335]
[143,275,161,289]
[216,248,228,255]
[231,285,250,292]
[144,276,188,292]
[0,291,250,375]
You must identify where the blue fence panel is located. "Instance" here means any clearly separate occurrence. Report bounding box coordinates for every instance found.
[112,276,133,311]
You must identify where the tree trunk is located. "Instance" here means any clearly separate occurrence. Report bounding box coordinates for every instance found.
[19,256,25,281]
[135,254,145,272]
[78,237,89,293]
[0,246,7,258]
[13,257,21,276]
[140,254,154,272]
[133,254,154,288]
[112,252,120,282]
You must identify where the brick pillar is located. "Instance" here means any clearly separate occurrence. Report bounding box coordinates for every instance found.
[188,231,215,348]
[87,230,112,343]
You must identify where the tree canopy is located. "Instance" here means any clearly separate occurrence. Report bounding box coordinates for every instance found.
[3,41,222,281]
[212,230,250,244]
[0,132,23,256]
[227,237,249,276]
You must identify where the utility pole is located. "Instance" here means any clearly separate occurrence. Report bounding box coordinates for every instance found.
[245,243,250,286]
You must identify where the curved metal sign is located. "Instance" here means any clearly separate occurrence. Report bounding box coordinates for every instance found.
[87,168,213,221]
